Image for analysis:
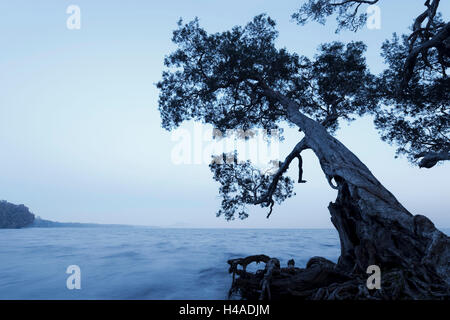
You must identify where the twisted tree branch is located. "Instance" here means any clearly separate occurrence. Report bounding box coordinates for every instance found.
[253,138,310,217]
[415,150,450,168]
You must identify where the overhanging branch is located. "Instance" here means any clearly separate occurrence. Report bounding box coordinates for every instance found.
[253,138,310,218]
[402,22,450,87]
[415,150,450,168]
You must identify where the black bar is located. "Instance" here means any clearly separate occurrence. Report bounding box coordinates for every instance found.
[0,300,447,319]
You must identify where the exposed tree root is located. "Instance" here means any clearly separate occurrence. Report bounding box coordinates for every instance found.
[228,254,449,300]
[227,182,450,300]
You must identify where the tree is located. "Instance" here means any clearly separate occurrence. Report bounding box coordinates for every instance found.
[157,15,449,299]
[293,0,450,168]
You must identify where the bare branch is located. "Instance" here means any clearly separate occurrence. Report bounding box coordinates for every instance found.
[253,138,310,211]
[402,21,450,87]
[330,0,378,5]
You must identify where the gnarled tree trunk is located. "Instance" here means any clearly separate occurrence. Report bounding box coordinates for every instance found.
[230,87,449,299]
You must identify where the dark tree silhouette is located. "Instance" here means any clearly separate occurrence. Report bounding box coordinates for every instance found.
[157,14,449,299]
[292,0,381,32]
[0,200,35,229]
[376,32,449,168]
[293,0,450,168]
[158,16,375,219]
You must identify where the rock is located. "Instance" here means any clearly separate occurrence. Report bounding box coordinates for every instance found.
[0,200,35,228]
[306,257,335,269]
[287,259,295,268]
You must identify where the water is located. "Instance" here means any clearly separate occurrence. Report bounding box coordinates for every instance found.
[1,227,446,300]
[0,227,340,299]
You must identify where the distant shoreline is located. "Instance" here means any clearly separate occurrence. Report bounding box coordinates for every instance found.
[14,220,450,235]
[28,217,160,229]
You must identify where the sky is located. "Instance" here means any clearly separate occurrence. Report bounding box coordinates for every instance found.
[0,0,449,228]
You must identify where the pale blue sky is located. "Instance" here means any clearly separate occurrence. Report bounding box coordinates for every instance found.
[0,1,448,228]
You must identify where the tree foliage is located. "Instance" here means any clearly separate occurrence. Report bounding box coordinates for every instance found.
[210,153,295,220]
[157,1,448,220]
[158,15,375,219]
[157,15,297,134]
[292,0,380,32]
[158,15,373,135]
[376,32,449,167]
[294,0,449,167]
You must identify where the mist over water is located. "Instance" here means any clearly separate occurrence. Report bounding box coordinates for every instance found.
[0,227,342,299]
